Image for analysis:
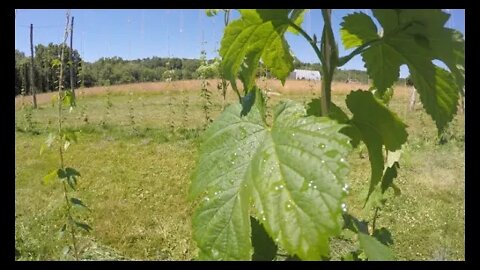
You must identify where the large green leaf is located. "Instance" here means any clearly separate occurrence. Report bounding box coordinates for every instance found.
[287,9,306,35]
[306,99,349,124]
[342,9,464,132]
[191,94,351,260]
[358,232,394,261]
[190,96,266,260]
[220,9,295,92]
[362,44,403,93]
[306,98,361,148]
[410,66,459,133]
[345,90,407,200]
[43,169,60,185]
[340,12,378,49]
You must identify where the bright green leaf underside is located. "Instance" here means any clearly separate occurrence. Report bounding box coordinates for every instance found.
[191,98,352,260]
[341,9,464,133]
[340,12,378,49]
[346,90,407,200]
[219,9,295,92]
[358,232,394,261]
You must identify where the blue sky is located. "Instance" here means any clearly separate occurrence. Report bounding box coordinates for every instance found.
[15,9,465,78]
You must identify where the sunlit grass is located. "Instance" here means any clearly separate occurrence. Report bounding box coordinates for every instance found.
[15,82,464,260]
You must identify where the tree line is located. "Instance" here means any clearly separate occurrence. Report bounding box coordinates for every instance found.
[15,42,406,96]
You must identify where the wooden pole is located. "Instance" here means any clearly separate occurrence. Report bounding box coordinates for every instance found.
[69,16,76,99]
[408,87,417,112]
[30,24,37,108]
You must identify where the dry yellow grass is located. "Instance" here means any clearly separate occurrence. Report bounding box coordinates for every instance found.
[15,79,412,109]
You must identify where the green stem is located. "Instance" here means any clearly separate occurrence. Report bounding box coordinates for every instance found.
[372,207,380,233]
[63,181,79,260]
[224,9,230,26]
[337,39,382,67]
[320,9,337,116]
[288,22,323,65]
[58,11,79,261]
[338,20,415,67]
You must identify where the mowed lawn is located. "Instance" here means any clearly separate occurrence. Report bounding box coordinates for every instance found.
[15,80,465,260]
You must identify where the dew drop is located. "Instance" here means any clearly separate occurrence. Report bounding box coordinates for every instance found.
[275,237,279,243]
[279,185,284,189]
[313,185,318,189]
[321,159,325,164]
[262,216,266,221]
[319,143,326,149]
[204,197,210,202]
[292,133,296,137]
[340,158,345,162]
[342,183,349,193]
[286,201,292,209]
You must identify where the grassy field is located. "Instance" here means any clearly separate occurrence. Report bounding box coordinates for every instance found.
[15,80,464,260]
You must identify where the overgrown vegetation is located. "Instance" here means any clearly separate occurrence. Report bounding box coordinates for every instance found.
[15,9,464,261]
[190,9,464,261]
[15,86,464,260]
[39,12,91,261]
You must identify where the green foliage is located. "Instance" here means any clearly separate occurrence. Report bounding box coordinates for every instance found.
[358,232,394,261]
[43,17,91,260]
[168,95,176,133]
[371,86,394,106]
[21,104,38,134]
[70,198,91,211]
[190,91,351,260]
[14,43,83,95]
[199,50,213,127]
[193,8,463,261]
[127,92,138,134]
[341,9,464,133]
[101,91,113,128]
[340,12,379,49]
[74,221,93,232]
[219,10,297,93]
[205,9,220,17]
[345,90,407,201]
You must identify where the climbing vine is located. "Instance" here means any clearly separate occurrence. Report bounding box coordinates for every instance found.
[190,9,465,261]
